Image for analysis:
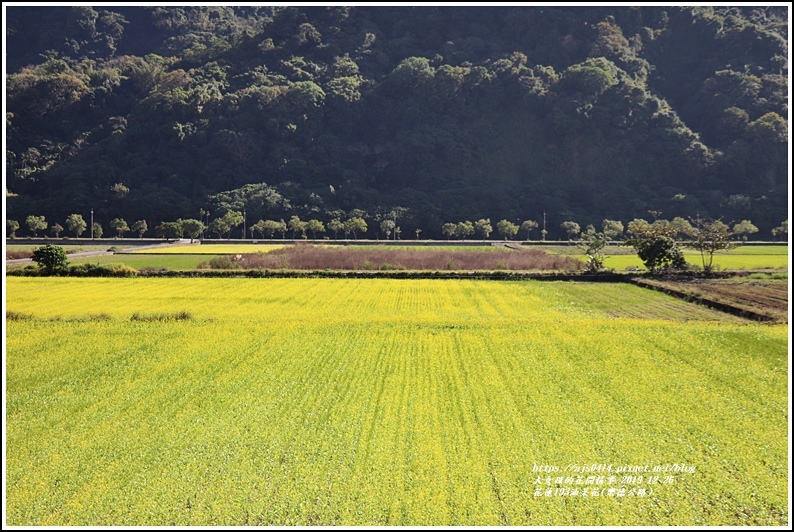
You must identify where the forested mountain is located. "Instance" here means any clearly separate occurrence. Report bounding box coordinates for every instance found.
[5,6,789,238]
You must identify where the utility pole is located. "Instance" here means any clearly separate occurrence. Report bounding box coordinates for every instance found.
[542,211,546,241]
[90,208,94,239]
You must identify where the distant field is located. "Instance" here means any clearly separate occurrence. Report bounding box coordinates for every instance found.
[345,244,508,252]
[68,254,218,270]
[6,278,787,525]
[547,245,788,271]
[7,244,107,253]
[131,244,286,254]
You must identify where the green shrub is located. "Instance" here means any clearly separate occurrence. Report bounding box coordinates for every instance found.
[206,256,238,269]
[67,263,138,277]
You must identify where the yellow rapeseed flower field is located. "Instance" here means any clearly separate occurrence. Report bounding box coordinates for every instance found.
[5,278,788,525]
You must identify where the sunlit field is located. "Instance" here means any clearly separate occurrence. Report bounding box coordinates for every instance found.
[547,245,788,271]
[6,278,787,526]
[130,244,287,254]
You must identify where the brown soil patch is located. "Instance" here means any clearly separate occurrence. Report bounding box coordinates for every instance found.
[638,277,788,323]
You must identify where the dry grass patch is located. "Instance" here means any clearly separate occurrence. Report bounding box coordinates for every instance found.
[198,244,583,271]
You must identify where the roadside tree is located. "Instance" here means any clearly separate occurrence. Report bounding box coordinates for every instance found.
[327,218,344,239]
[380,219,395,240]
[771,220,787,239]
[180,219,205,242]
[66,214,87,237]
[732,220,758,241]
[475,218,493,239]
[208,218,227,239]
[32,244,68,274]
[263,219,282,238]
[277,219,288,239]
[131,220,148,238]
[520,220,538,240]
[289,215,307,239]
[497,219,519,240]
[455,221,475,240]
[307,219,325,239]
[560,221,581,240]
[110,218,130,238]
[345,217,367,239]
[162,221,184,241]
[601,219,624,240]
[7,219,20,238]
[26,215,47,236]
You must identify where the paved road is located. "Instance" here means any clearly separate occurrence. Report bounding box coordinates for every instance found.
[6,239,193,264]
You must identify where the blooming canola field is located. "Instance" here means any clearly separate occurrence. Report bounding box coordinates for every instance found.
[5,278,788,525]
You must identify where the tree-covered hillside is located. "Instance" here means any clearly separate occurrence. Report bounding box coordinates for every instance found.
[5,6,788,238]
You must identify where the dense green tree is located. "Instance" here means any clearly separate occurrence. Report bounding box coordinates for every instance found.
[288,215,307,239]
[623,220,686,274]
[32,244,68,274]
[111,182,129,199]
[7,219,20,238]
[110,218,129,238]
[208,211,244,239]
[180,218,205,242]
[276,219,288,239]
[92,222,103,239]
[261,219,281,238]
[670,217,694,238]
[344,217,367,240]
[208,218,227,239]
[560,221,581,240]
[162,220,184,241]
[66,214,87,237]
[771,220,787,239]
[327,218,344,239]
[455,221,475,239]
[601,219,624,240]
[250,220,266,238]
[307,219,325,239]
[3,6,788,238]
[732,220,758,241]
[520,220,538,240]
[379,219,395,240]
[475,218,493,239]
[131,219,148,238]
[496,219,519,240]
[26,215,47,236]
